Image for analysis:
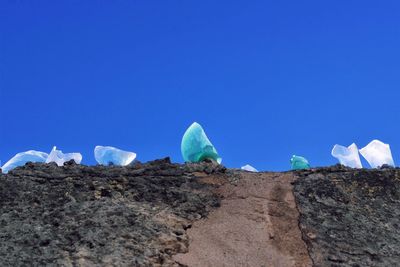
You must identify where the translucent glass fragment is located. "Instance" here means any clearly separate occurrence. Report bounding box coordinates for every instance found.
[331,143,362,168]
[1,150,49,173]
[46,146,82,166]
[359,140,395,168]
[181,122,221,164]
[291,155,310,170]
[241,164,258,172]
[94,146,136,166]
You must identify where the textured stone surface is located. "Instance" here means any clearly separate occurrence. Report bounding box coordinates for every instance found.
[1,160,400,267]
[0,158,224,266]
[174,172,312,267]
[294,165,400,267]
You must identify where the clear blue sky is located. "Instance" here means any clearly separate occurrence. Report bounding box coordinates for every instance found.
[1,1,400,171]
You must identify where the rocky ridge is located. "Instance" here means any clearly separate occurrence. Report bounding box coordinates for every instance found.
[1,161,400,267]
[0,158,225,266]
[294,165,400,267]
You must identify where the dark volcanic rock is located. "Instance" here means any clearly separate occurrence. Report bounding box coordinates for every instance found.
[293,165,400,267]
[0,159,224,267]
[3,160,400,267]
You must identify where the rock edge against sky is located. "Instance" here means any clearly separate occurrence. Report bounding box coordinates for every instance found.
[0,160,399,266]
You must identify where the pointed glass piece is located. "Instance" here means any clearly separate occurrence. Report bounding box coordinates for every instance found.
[241,164,258,172]
[181,122,222,164]
[331,143,362,168]
[359,140,395,168]
[94,146,136,166]
[45,146,82,166]
[291,155,310,170]
[1,150,49,173]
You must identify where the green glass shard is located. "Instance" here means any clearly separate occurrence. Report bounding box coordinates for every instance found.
[181,122,222,164]
[290,155,310,170]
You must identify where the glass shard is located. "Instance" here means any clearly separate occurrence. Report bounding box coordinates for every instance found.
[1,150,48,173]
[181,122,221,164]
[241,164,258,172]
[94,146,136,166]
[331,143,362,168]
[291,155,310,170]
[46,146,82,166]
[359,140,395,168]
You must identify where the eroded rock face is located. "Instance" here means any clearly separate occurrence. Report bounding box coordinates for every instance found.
[2,161,400,267]
[294,165,400,267]
[0,158,224,266]
[173,172,312,267]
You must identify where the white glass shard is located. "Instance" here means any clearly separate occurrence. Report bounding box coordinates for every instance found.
[331,143,362,168]
[94,146,136,166]
[45,146,82,166]
[1,150,49,173]
[359,140,395,168]
[241,164,258,172]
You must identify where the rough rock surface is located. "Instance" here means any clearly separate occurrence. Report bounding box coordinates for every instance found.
[1,161,400,267]
[174,172,311,267]
[294,165,400,267]
[0,158,225,266]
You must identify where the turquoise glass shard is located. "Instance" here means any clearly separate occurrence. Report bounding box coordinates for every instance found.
[181,122,222,164]
[290,155,310,170]
[1,150,49,174]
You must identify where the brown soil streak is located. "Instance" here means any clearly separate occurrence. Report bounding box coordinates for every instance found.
[174,172,312,267]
